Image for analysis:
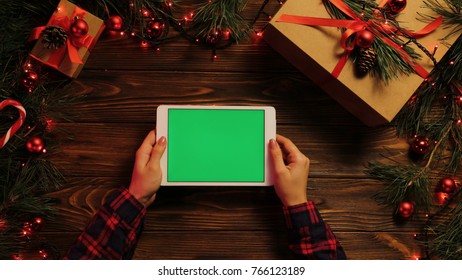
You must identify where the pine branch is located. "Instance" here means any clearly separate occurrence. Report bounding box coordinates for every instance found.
[192,0,249,42]
[428,193,462,259]
[422,0,462,39]
[322,0,427,82]
[366,162,431,211]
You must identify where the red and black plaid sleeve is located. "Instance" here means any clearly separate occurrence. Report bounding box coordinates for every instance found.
[64,187,146,260]
[283,201,346,260]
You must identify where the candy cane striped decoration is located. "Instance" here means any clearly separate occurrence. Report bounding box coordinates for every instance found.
[0,99,27,149]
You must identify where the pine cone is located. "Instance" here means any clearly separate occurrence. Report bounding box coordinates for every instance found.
[356,47,377,74]
[40,26,68,49]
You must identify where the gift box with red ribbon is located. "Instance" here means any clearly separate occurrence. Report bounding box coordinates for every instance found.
[264,0,460,126]
[29,0,104,78]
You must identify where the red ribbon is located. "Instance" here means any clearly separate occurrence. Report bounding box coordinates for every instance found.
[276,0,442,79]
[29,4,94,68]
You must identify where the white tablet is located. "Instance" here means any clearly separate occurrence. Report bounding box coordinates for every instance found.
[156,105,276,186]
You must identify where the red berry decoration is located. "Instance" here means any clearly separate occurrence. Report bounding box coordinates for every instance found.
[355,29,374,49]
[146,19,166,39]
[388,0,407,15]
[106,15,124,31]
[410,136,430,155]
[397,201,414,219]
[22,70,39,92]
[70,17,89,38]
[437,177,457,193]
[26,136,45,154]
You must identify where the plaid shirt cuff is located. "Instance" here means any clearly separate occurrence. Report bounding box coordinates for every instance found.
[283,201,320,229]
[282,201,347,260]
[64,187,146,259]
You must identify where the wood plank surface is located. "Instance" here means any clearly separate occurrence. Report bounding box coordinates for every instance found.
[36,0,427,260]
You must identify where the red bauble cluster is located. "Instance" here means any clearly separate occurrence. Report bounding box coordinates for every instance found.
[106,15,124,31]
[410,136,430,155]
[70,17,89,38]
[146,18,166,40]
[435,177,458,205]
[437,177,457,193]
[397,201,414,219]
[387,0,407,15]
[26,136,45,154]
[355,29,374,49]
[22,70,39,93]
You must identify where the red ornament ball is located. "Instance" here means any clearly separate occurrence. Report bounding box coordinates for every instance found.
[388,0,407,15]
[410,136,430,155]
[437,177,457,193]
[22,70,39,92]
[397,201,414,219]
[146,19,166,39]
[106,15,124,31]
[26,136,45,154]
[355,29,374,49]
[70,18,89,38]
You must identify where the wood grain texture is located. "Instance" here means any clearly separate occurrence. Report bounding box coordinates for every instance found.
[42,231,420,260]
[34,0,424,260]
[45,177,424,233]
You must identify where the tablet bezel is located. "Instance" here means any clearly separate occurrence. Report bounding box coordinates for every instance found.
[156,105,276,186]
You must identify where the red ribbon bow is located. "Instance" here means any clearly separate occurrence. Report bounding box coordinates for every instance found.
[276,0,442,79]
[29,4,94,68]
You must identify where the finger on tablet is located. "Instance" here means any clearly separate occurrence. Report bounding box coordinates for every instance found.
[269,138,286,174]
[136,130,156,168]
[276,134,304,163]
[149,136,166,166]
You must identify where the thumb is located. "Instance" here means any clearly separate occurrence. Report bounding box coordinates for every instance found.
[269,139,286,174]
[148,136,167,167]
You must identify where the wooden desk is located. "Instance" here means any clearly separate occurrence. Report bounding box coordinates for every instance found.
[45,0,421,259]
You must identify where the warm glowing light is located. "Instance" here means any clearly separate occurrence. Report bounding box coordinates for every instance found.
[436,192,450,205]
[168,2,173,7]
[156,47,160,52]
[425,213,429,218]
[120,31,124,36]
[141,41,148,47]
[256,31,262,37]
[131,32,135,37]
[431,82,436,86]
[450,61,454,65]
[141,9,149,17]
[190,12,194,17]
[39,250,48,259]
[34,217,43,224]
[457,120,462,125]
[432,44,439,56]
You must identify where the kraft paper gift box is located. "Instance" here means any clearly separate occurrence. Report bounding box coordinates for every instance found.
[263,0,460,126]
[29,0,105,78]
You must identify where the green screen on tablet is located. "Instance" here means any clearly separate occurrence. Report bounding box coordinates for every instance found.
[167,108,265,182]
